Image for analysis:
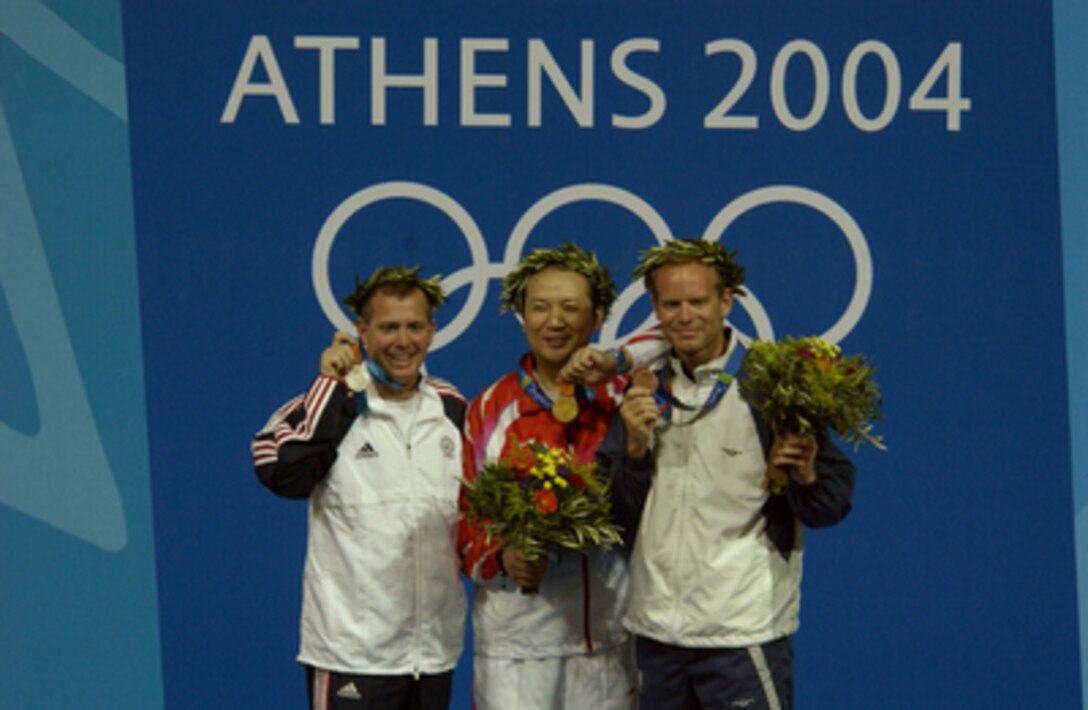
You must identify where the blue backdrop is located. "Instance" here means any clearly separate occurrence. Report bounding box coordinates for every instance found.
[2,1,1084,708]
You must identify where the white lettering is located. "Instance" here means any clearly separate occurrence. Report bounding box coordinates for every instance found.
[770,40,829,131]
[371,37,439,126]
[220,35,299,124]
[527,39,594,128]
[460,38,511,127]
[842,40,900,132]
[610,39,666,129]
[908,42,971,131]
[704,39,759,130]
[295,36,360,125]
[219,34,965,134]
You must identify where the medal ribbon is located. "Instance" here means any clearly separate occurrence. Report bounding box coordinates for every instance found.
[652,339,746,420]
[366,358,420,392]
[518,361,595,412]
[355,359,420,414]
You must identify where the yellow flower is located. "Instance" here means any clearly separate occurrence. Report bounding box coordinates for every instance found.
[812,338,841,360]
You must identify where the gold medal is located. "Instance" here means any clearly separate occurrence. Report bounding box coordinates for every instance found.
[552,382,579,423]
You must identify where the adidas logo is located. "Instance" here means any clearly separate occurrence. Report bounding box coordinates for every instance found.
[722,447,742,457]
[336,682,362,700]
[355,442,378,459]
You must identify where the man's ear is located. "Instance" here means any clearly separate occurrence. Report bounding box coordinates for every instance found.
[719,289,735,319]
[593,305,605,332]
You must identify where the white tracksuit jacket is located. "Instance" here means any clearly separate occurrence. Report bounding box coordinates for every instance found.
[253,374,467,676]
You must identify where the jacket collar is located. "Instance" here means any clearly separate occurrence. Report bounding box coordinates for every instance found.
[358,375,443,420]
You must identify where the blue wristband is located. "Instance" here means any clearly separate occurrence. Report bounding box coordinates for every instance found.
[607,347,629,374]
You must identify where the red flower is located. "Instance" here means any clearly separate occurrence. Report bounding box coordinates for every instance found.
[505,440,536,472]
[567,473,587,491]
[533,489,558,515]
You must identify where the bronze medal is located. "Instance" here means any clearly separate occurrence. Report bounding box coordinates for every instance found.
[631,367,658,391]
[552,382,579,423]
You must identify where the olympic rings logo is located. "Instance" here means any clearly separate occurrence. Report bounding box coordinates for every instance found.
[312,181,872,350]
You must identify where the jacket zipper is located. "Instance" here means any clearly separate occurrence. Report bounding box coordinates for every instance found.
[406,433,424,680]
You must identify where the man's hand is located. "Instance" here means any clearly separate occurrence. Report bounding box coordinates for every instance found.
[620,384,659,458]
[319,331,358,378]
[502,548,548,591]
[559,346,624,386]
[769,433,818,486]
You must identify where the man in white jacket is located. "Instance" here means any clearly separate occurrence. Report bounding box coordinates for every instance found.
[595,240,856,710]
[252,266,467,710]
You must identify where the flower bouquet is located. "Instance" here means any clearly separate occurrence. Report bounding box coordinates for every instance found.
[738,336,884,493]
[462,437,622,591]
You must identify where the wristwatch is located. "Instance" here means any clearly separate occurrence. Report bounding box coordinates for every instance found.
[606,347,629,374]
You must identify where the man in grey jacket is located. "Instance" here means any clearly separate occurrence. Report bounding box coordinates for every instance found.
[594,240,855,710]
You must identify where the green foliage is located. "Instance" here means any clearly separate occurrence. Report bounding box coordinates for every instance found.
[633,238,747,296]
[462,438,623,561]
[738,336,885,451]
[500,242,618,320]
[342,266,446,315]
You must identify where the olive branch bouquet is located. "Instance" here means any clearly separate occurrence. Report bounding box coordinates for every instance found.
[738,336,884,492]
[462,437,622,590]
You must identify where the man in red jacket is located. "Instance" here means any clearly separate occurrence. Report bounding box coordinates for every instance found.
[459,243,653,709]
